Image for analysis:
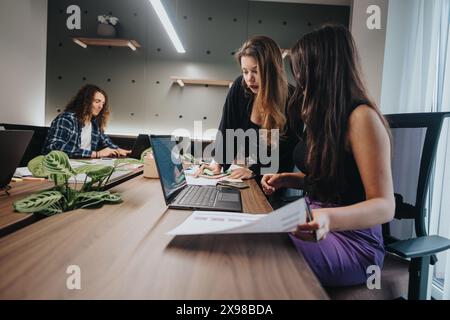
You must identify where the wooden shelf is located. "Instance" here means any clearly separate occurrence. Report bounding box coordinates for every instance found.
[72,37,141,51]
[170,76,233,88]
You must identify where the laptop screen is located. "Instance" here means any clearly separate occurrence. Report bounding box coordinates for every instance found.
[150,135,187,202]
[0,130,34,188]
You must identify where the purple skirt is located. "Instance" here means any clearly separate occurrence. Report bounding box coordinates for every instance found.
[290,199,385,287]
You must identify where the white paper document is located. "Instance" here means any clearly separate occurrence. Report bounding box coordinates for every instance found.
[185,175,218,186]
[167,197,307,235]
[184,166,244,186]
[14,167,33,177]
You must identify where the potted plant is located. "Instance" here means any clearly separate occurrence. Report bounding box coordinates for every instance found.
[97,14,119,38]
[13,151,142,216]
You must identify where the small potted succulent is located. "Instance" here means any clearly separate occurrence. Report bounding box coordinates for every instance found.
[97,14,119,37]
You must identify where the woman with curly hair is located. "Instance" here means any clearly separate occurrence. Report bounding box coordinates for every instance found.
[43,84,130,158]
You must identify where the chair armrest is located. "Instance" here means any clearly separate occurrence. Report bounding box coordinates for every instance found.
[386,235,450,259]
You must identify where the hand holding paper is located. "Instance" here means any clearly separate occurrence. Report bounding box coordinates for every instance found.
[167,197,307,235]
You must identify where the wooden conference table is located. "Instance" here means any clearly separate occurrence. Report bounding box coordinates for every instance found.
[0,168,143,237]
[0,176,328,299]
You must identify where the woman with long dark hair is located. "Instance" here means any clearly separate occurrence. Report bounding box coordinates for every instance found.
[43,84,130,158]
[261,25,395,286]
[196,35,301,180]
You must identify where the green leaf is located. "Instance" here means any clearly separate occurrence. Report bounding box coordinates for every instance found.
[74,191,122,209]
[49,173,67,186]
[114,158,143,167]
[37,206,63,216]
[14,191,63,213]
[27,155,48,178]
[43,151,75,176]
[140,148,152,162]
[75,191,110,201]
[75,164,110,175]
[102,193,122,203]
[86,165,114,181]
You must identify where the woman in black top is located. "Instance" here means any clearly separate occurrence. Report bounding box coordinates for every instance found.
[197,36,301,180]
[261,25,395,286]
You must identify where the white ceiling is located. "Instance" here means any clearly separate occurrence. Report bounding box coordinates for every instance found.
[250,0,352,6]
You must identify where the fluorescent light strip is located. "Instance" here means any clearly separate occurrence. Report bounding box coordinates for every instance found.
[149,0,185,53]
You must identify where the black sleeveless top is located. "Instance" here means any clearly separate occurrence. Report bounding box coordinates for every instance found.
[293,102,367,206]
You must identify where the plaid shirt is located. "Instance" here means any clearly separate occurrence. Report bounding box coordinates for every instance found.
[43,112,118,158]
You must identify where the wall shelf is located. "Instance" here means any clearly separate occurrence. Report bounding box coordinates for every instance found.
[170,76,233,88]
[72,37,141,51]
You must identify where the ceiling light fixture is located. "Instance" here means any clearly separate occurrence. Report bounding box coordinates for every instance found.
[149,0,186,53]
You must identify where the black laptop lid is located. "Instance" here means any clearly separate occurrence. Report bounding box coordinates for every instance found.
[0,130,34,188]
[130,134,151,160]
[150,135,187,204]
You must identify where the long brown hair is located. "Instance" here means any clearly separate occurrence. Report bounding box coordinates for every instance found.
[289,24,390,203]
[235,35,288,144]
[64,84,110,132]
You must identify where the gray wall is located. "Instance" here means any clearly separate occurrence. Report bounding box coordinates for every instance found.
[46,0,349,137]
[0,0,48,126]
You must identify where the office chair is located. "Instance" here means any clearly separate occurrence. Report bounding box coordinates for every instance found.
[327,112,450,300]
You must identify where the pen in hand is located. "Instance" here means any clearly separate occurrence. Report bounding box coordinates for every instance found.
[305,198,319,243]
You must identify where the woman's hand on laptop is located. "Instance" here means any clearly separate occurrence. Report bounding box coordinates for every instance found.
[97,147,119,158]
[116,148,131,157]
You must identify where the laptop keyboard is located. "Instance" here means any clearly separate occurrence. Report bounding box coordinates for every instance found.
[177,186,218,207]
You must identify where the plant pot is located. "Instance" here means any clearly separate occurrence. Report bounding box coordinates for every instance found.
[143,156,159,179]
[97,23,116,37]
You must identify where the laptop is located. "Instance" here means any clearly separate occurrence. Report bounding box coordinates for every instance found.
[150,135,242,212]
[129,134,151,160]
[0,130,34,189]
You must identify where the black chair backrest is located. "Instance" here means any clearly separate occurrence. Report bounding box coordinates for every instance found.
[0,123,49,167]
[385,112,450,240]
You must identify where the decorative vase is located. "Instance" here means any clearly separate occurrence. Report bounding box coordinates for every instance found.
[97,23,116,38]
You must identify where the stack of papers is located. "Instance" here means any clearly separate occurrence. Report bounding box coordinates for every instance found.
[167,197,307,235]
[184,165,244,187]
[14,167,33,177]
[185,175,218,186]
